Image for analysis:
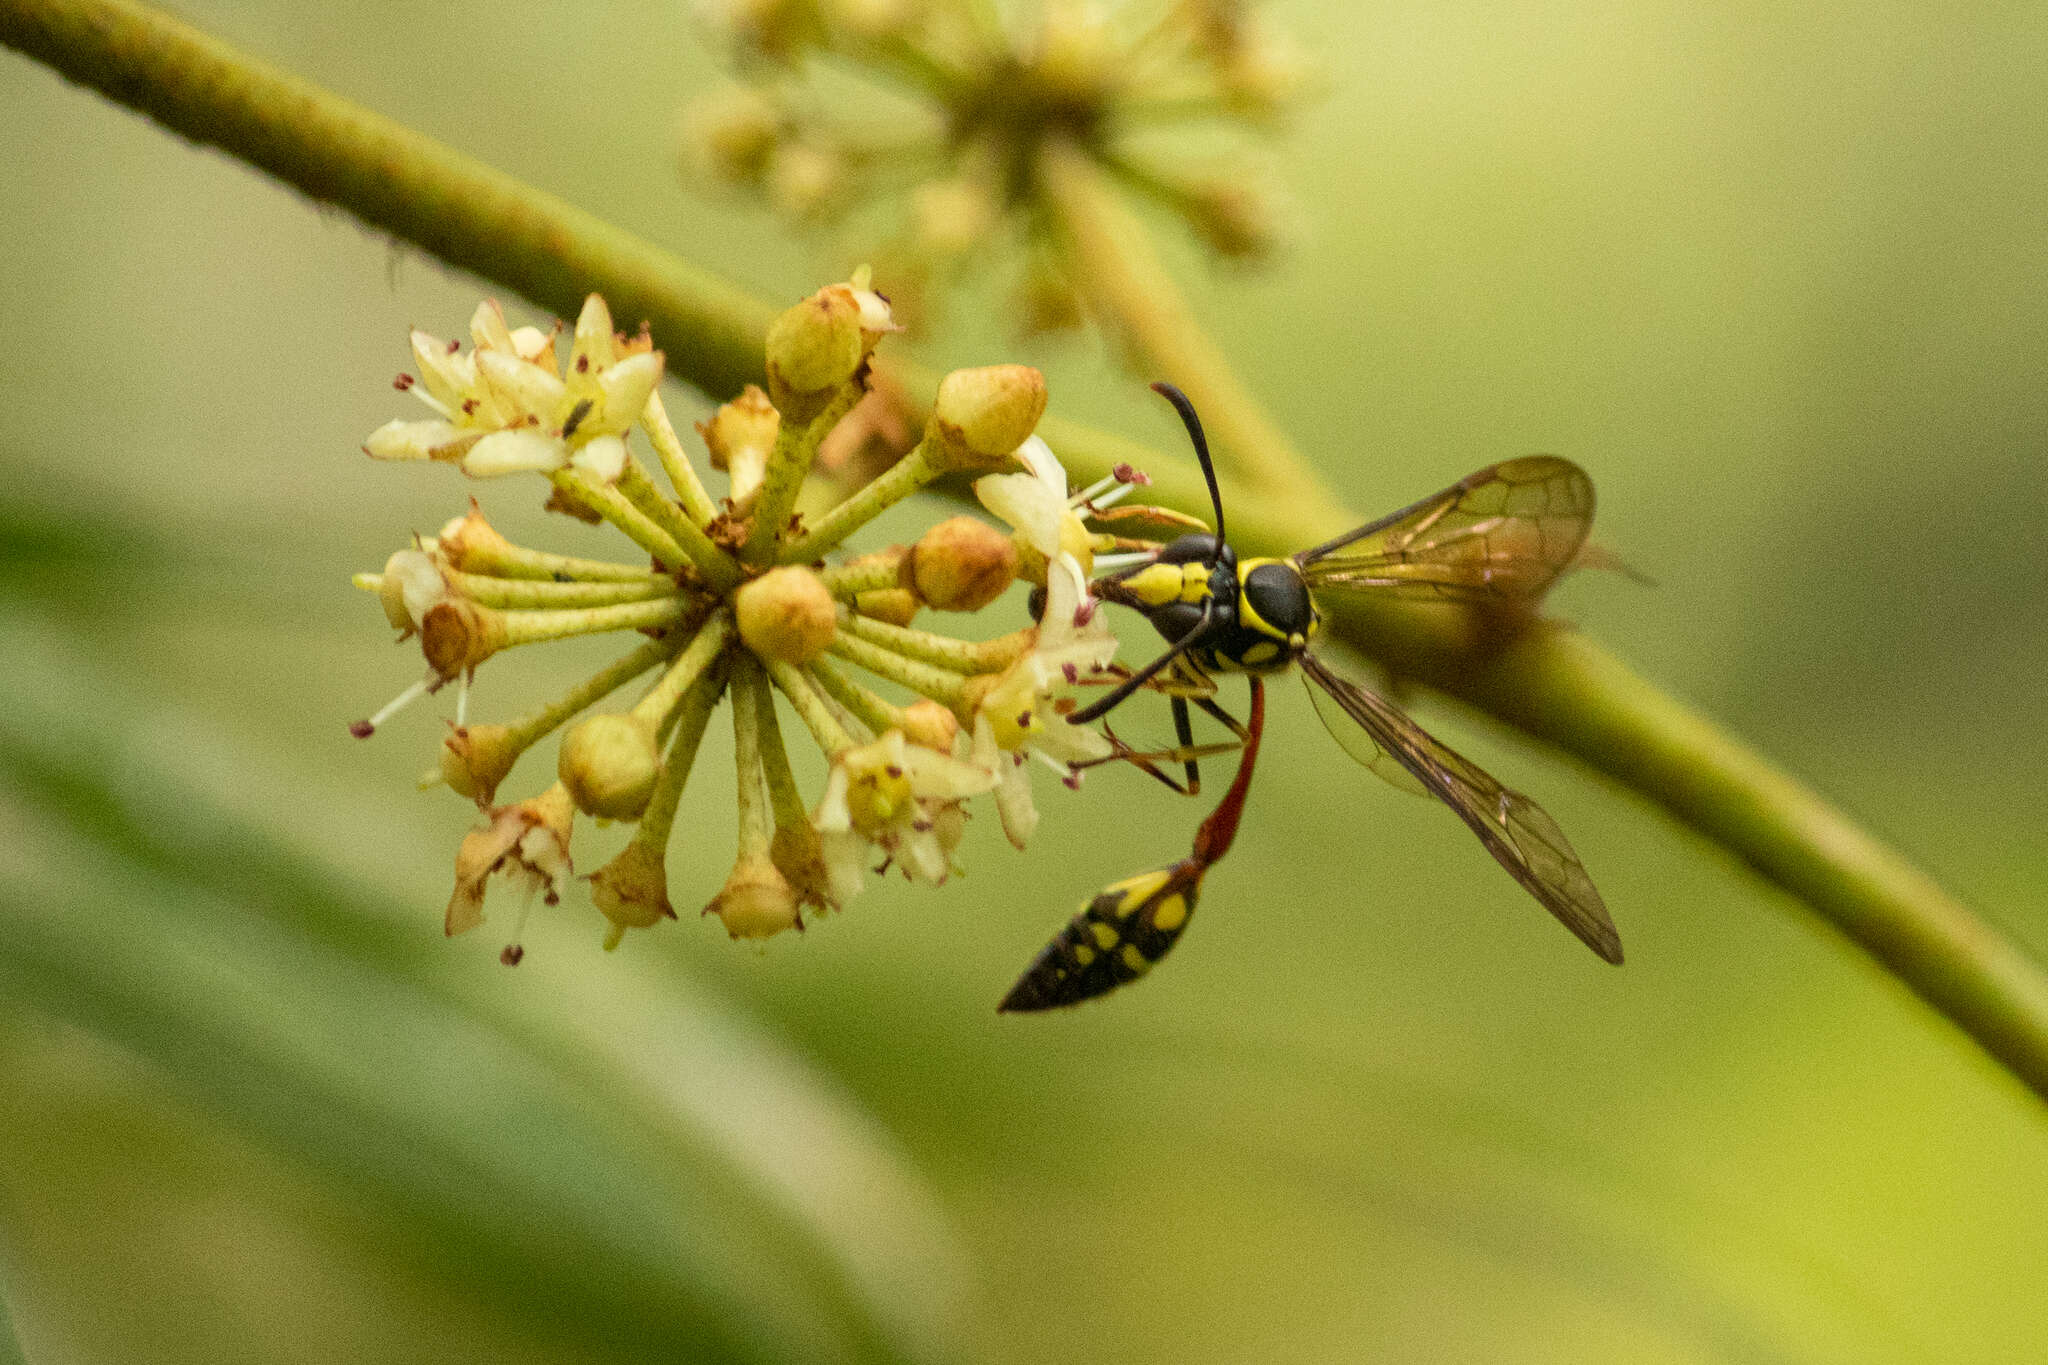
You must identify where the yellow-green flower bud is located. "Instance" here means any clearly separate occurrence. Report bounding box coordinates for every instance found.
[900,698,960,753]
[684,86,782,186]
[735,565,838,665]
[589,839,676,948]
[708,853,802,939]
[1187,178,1282,261]
[928,365,1047,470]
[558,713,660,820]
[766,285,864,399]
[768,142,847,225]
[440,723,523,806]
[908,515,1018,611]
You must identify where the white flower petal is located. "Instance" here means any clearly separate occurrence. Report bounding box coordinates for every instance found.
[364,418,464,462]
[385,548,446,625]
[462,428,567,478]
[813,766,853,835]
[476,349,566,420]
[591,351,665,437]
[994,757,1038,850]
[469,299,516,354]
[570,433,627,484]
[571,294,617,373]
[409,330,472,410]
[900,745,999,799]
[975,471,1064,557]
[1013,435,1068,500]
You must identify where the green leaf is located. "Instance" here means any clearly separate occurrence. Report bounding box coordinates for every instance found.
[0,617,975,1365]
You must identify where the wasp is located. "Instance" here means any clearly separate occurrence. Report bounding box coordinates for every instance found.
[1000,383,1620,1011]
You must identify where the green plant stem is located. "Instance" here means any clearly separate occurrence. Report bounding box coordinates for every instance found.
[1035,136,1329,509]
[778,440,945,564]
[13,0,2048,1103]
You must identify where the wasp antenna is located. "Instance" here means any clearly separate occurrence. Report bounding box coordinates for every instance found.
[1149,382,1225,562]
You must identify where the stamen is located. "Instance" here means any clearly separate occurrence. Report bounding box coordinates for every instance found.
[350,673,434,737]
[1091,551,1157,572]
[455,672,471,728]
[1070,473,1123,506]
[503,886,538,966]
[1084,481,1140,513]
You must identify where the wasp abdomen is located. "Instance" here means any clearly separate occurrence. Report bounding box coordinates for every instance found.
[997,865,1200,1011]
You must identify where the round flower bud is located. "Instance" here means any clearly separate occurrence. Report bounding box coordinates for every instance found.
[735,565,838,665]
[928,365,1047,469]
[900,698,960,753]
[909,515,1018,612]
[768,142,847,225]
[440,723,523,806]
[683,86,781,187]
[590,839,676,946]
[558,713,660,820]
[766,285,863,398]
[1187,178,1282,261]
[709,854,801,939]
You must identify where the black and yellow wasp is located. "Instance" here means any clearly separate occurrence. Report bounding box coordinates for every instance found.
[999,383,1621,1012]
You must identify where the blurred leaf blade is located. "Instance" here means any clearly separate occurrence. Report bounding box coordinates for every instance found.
[0,614,976,1365]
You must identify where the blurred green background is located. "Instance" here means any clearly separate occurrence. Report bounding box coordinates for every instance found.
[3,2,2046,1361]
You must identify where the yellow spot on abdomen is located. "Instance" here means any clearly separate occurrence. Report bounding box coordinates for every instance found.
[1120,944,1150,973]
[1089,921,1120,950]
[1150,894,1190,932]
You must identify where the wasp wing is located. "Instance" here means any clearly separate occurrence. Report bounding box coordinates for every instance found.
[1304,669,1429,798]
[1294,456,1594,605]
[1299,651,1622,963]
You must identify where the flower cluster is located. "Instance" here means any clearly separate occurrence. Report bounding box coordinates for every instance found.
[352,276,1179,958]
[685,0,1312,330]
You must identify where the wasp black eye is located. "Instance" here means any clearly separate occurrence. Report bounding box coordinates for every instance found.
[1158,532,1221,564]
[1243,562,1313,636]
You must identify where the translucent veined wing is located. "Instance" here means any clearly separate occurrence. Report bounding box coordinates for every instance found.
[1294,456,1594,604]
[1304,670,1429,798]
[1298,651,1622,964]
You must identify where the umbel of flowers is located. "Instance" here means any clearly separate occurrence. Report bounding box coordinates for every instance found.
[351,275,1176,958]
[686,0,1312,330]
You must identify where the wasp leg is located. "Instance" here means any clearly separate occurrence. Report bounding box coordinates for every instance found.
[1081,726,1239,795]
[1172,696,1201,796]
[1191,693,1251,742]
[1068,601,1217,725]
